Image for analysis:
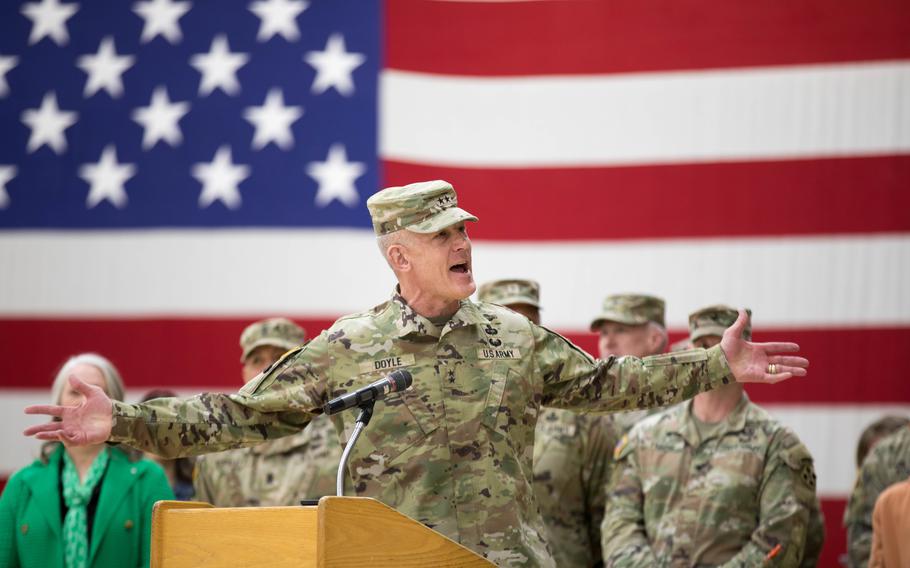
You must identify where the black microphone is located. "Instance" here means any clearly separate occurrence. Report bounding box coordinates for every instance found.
[324,370,412,415]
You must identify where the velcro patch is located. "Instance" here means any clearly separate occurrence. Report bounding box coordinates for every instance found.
[359,353,416,375]
[477,348,521,359]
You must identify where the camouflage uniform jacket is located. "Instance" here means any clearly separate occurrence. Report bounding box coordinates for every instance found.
[844,426,910,568]
[109,292,733,567]
[602,395,822,568]
[193,413,341,507]
[533,408,618,567]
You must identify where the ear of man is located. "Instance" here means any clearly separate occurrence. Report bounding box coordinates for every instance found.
[648,322,669,353]
[380,230,415,272]
[387,242,411,272]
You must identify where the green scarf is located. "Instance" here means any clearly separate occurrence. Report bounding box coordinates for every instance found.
[62,448,110,568]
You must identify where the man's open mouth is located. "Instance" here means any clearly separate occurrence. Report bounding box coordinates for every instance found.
[450,262,470,274]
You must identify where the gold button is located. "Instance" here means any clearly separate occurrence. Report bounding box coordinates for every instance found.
[20,524,28,535]
[124,519,134,530]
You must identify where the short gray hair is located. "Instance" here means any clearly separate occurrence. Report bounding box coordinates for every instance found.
[50,353,126,405]
[376,230,413,268]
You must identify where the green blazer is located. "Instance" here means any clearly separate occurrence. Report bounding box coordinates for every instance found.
[0,445,174,568]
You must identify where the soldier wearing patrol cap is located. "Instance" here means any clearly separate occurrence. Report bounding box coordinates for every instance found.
[193,318,344,507]
[844,424,910,567]
[25,180,809,568]
[476,279,541,324]
[479,278,618,567]
[590,293,669,433]
[590,293,668,357]
[602,305,824,567]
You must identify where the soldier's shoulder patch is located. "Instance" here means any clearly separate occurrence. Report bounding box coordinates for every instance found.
[614,433,632,461]
[266,345,304,375]
[780,439,816,491]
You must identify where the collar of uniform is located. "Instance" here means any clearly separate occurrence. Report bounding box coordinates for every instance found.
[675,391,751,446]
[387,288,487,339]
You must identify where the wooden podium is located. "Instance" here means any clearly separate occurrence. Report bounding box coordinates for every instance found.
[150,496,495,567]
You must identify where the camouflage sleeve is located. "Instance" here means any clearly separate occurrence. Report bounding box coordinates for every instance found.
[191,456,215,504]
[583,415,619,567]
[869,496,886,568]
[600,433,659,568]
[109,333,332,458]
[844,478,873,568]
[534,324,733,413]
[843,446,895,567]
[799,497,826,568]
[718,429,816,568]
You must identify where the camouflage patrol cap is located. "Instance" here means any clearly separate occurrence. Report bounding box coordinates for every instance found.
[366,180,478,236]
[477,279,541,309]
[688,305,751,341]
[590,294,665,331]
[240,317,306,362]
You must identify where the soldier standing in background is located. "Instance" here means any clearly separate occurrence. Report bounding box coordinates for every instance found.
[193,318,343,506]
[24,181,809,567]
[844,424,910,567]
[854,415,909,470]
[589,294,669,433]
[478,279,618,567]
[602,305,823,567]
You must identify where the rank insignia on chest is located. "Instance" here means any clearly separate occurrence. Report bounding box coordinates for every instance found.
[477,348,521,359]
[359,353,416,374]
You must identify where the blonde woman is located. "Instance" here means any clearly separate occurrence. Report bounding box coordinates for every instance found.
[0,354,173,568]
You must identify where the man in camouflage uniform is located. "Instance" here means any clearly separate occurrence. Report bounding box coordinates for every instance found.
[602,305,823,567]
[193,318,343,506]
[25,181,808,567]
[590,294,669,433]
[844,425,910,567]
[478,279,618,567]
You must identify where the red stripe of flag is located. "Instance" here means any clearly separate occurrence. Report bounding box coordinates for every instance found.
[2,319,908,404]
[384,156,910,241]
[387,0,910,76]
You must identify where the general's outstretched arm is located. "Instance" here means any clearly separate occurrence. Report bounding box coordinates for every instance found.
[538,309,808,413]
[537,323,733,412]
[26,333,332,458]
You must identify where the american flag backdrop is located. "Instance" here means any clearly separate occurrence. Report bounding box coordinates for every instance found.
[1,0,909,563]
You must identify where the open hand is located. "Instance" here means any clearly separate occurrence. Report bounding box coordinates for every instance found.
[23,375,113,445]
[721,309,809,384]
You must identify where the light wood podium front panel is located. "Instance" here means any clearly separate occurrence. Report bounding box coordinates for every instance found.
[318,497,493,567]
[151,497,494,567]
[151,501,319,568]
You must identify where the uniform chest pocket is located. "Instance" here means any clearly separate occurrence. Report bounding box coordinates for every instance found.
[480,362,538,436]
[355,372,438,464]
[480,362,509,429]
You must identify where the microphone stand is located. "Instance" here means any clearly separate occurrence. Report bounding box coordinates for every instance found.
[336,401,375,497]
